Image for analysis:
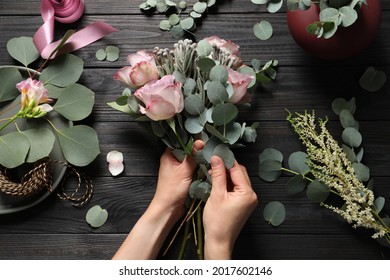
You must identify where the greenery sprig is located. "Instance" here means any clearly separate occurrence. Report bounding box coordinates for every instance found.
[140,0,217,39]
[258,97,390,246]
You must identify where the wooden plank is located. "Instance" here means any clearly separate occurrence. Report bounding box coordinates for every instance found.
[0,233,384,259]
[0,13,389,66]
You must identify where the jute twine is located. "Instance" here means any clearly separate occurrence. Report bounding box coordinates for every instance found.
[0,157,93,207]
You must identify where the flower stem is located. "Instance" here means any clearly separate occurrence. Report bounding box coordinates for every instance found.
[178,219,191,260]
[196,205,204,260]
[0,113,20,132]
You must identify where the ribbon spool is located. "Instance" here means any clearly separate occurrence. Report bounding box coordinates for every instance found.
[33,0,117,59]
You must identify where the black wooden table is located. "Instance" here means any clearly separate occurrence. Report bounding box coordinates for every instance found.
[0,0,389,259]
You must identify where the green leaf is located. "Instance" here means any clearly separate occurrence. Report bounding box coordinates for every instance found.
[193,1,207,13]
[205,124,228,143]
[105,46,120,62]
[57,125,100,166]
[86,205,108,228]
[210,65,229,84]
[259,147,283,163]
[159,20,171,31]
[184,95,205,115]
[6,36,40,66]
[184,116,204,134]
[339,109,355,128]
[170,25,185,39]
[207,81,229,105]
[40,54,83,87]
[45,84,64,99]
[288,151,310,174]
[319,7,339,22]
[169,14,180,26]
[197,57,216,73]
[342,127,362,148]
[332,97,356,115]
[259,159,282,182]
[107,100,132,115]
[0,67,23,102]
[203,137,223,163]
[238,65,257,88]
[286,174,307,195]
[253,21,273,40]
[263,201,286,226]
[0,131,30,168]
[197,40,213,57]
[180,18,195,31]
[157,2,168,12]
[342,144,357,162]
[359,66,386,92]
[183,78,197,95]
[53,84,95,121]
[267,0,283,13]
[191,181,211,202]
[211,103,238,126]
[21,128,55,163]
[190,11,202,18]
[213,144,235,169]
[374,196,385,213]
[356,147,364,163]
[339,6,358,27]
[306,179,330,203]
[352,162,370,182]
[225,122,242,145]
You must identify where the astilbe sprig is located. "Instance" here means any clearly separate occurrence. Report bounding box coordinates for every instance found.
[287,111,390,244]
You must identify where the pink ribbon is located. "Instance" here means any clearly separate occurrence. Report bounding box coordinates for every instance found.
[33,0,117,59]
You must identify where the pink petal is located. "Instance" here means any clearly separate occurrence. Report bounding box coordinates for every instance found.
[107,150,124,176]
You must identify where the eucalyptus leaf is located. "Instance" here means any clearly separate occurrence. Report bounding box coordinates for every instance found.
[359,66,386,92]
[184,78,197,95]
[342,127,362,148]
[169,14,180,25]
[339,109,355,128]
[258,159,282,182]
[193,1,207,13]
[339,6,358,27]
[352,162,370,182]
[189,180,201,199]
[288,151,310,174]
[6,36,40,66]
[342,144,357,162]
[242,126,257,142]
[332,97,356,115]
[203,137,223,163]
[0,67,23,102]
[213,144,235,169]
[286,174,307,195]
[237,66,257,88]
[184,95,205,115]
[197,40,213,57]
[356,147,364,163]
[184,116,204,134]
[193,181,211,202]
[190,11,202,18]
[211,103,238,126]
[170,25,185,39]
[106,46,120,62]
[172,149,186,162]
[267,0,283,13]
[263,201,286,226]
[207,81,229,105]
[197,57,216,73]
[0,131,30,168]
[225,122,242,145]
[210,65,229,84]
[159,20,171,31]
[21,128,55,163]
[259,148,283,163]
[86,205,108,228]
[40,54,83,87]
[306,180,330,203]
[180,18,195,31]
[205,124,228,143]
[374,196,385,213]
[53,84,95,121]
[57,125,100,167]
[107,101,133,115]
[45,84,64,99]
[253,21,273,41]
[95,48,107,61]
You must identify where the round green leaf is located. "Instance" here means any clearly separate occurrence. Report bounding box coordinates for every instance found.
[225,122,242,145]
[180,18,195,31]
[106,46,120,62]
[359,66,387,93]
[203,137,222,163]
[259,159,282,182]
[253,20,273,40]
[210,65,229,84]
[267,0,283,13]
[193,1,207,13]
[45,84,64,99]
[169,14,180,26]
[252,0,268,4]
[183,78,197,95]
[211,103,238,126]
[170,25,185,39]
[86,205,108,228]
[213,144,235,169]
[207,81,229,105]
[197,57,216,73]
[156,2,168,13]
[332,97,356,115]
[259,147,283,164]
[159,20,171,31]
[6,36,40,66]
[190,11,202,18]
[263,201,286,227]
[179,1,187,9]
[339,6,358,27]
[306,180,330,203]
[184,95,205,115]
[57,125,100,166]
[285,174,307,195]
[40,54,84,87]
[0,131,30,168]
[238,65,257,89]
[342,144,357,162]
[0,67,23,102]
[95,49,107,61]
[352,162,370,182]
[356,147,364,163]
[21,128,55,163]
[339,109,355,128]
[53,84,95,121]
[184,116,204,134]
[319,7,339,22]
[196,40,213,57]
[342,127,362,148]
[193,181,211,202]
[374,196,385,214]
[288,151,310,174]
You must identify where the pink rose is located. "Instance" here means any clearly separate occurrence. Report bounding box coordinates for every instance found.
[16,78,53,113]
[203,36,240,56]
[134,75,184,121]
[114,50,159,88]
[227,68,253,104]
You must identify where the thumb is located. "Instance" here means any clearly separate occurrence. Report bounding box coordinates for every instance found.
[210,156,227,196]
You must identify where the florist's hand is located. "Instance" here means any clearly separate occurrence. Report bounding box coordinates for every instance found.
[151,140,205,216]
[203,156,258,259]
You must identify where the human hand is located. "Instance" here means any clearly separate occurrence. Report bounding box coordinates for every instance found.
[151,140,205,218]
[203,156,258,259]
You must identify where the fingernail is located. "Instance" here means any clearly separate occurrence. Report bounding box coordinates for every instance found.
[211,156,221,168]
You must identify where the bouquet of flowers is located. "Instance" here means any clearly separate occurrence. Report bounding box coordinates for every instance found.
[109,36,277,258]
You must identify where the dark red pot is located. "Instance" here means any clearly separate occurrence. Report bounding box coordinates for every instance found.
[287,0,382,60]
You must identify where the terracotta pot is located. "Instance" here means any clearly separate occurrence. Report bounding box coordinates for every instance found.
[286,0,382,60]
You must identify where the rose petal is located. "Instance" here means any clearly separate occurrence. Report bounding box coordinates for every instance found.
[107,150,124,176]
